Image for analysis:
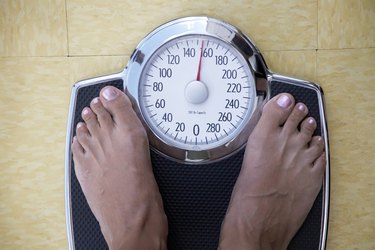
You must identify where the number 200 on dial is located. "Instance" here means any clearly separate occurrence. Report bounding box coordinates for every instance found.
[139,35,256,151]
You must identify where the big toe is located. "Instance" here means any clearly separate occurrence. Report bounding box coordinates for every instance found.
[259,93,295,128]
[99,86,141,128]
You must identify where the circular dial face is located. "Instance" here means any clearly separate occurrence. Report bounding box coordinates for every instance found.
[139,35,256,151]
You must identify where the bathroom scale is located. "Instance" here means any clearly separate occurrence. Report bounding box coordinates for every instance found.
[65,16,330,249]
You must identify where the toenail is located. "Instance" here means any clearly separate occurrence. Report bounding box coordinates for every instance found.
[308,118,316,125]
[77,122,83,129]
[298,104,305,112]
[92,97,99,104]
[277,95,292,109]
[82,108,90,116]
[103,88,118,101]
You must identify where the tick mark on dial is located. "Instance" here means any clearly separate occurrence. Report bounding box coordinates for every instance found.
[157,55,163,61]
[151,63,158,69]
[146,73,154,77]
[230,122,237,128]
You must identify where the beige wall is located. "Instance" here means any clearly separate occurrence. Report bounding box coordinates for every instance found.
[0,0,374,249]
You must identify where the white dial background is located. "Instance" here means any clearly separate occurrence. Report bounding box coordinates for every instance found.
[140,35,256,151]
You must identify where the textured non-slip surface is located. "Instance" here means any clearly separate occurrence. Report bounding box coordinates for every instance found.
[70,79,325,249]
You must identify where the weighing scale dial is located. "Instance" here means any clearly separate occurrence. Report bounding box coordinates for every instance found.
[126,17,265,163]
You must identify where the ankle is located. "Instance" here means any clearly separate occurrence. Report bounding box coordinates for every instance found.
[105,219,168,250]
[107,233,167,250]
[219,224,289,250]
[219,210,289,250]
[102,203,168,250]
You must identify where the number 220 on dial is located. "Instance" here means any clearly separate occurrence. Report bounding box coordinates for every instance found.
[139,35,256,151]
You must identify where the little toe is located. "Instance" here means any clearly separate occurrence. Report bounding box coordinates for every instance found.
[82,107,99,134]
[99,86,140,127]
[76,122,91,150]
[72,136,85,156]
[283,103,308,134]
[90,97,113,129]
[259,93,295,128]
[299,117,317,144]
[313,152,326,176]
[306,136,325,163]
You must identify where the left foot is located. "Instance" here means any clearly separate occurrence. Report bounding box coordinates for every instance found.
[218,94,326,250]
[72,87,168,250]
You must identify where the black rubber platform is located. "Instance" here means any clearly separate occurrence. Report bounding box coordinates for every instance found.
[68,79,325,249]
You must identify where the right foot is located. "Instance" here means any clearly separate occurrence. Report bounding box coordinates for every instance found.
[218,94,326,250]
[72,86,168,250]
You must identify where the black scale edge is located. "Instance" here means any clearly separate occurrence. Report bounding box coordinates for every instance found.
[70,79,324,249]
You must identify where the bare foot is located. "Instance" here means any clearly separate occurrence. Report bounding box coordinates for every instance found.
[218,94,326,250]
[72,86,168,250]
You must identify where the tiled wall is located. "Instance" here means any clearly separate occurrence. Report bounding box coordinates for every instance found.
[0,0,374,249]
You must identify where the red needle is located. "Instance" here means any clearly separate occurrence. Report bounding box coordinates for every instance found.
[196,41,204,81]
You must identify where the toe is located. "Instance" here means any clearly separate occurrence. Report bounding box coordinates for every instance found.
[99,86,140,127]
[90,97,113,129]
[313,152,326,176]
[283,103,308,134]
[72,136,85,156]
[82,107,99,134]
[76,122,91,150]
[306,136,325,163]
[259,93,295,128]
[299,117,317,144]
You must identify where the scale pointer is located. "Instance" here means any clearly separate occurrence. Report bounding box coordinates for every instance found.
[196,41,204,81]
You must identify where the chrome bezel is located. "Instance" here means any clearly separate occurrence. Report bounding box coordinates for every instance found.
[65,16,330,250]
[125,16,267,164]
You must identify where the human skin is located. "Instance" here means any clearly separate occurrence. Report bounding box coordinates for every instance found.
[72,87,325,250]
[218,94,325,250]
[72,87,168,250]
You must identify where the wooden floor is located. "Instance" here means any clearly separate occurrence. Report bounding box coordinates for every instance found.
[0,0,374,249]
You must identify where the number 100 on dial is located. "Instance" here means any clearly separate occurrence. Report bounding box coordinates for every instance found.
[139,35,256,151]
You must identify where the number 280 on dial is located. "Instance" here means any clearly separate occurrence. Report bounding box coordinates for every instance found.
[139,35,256,151]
